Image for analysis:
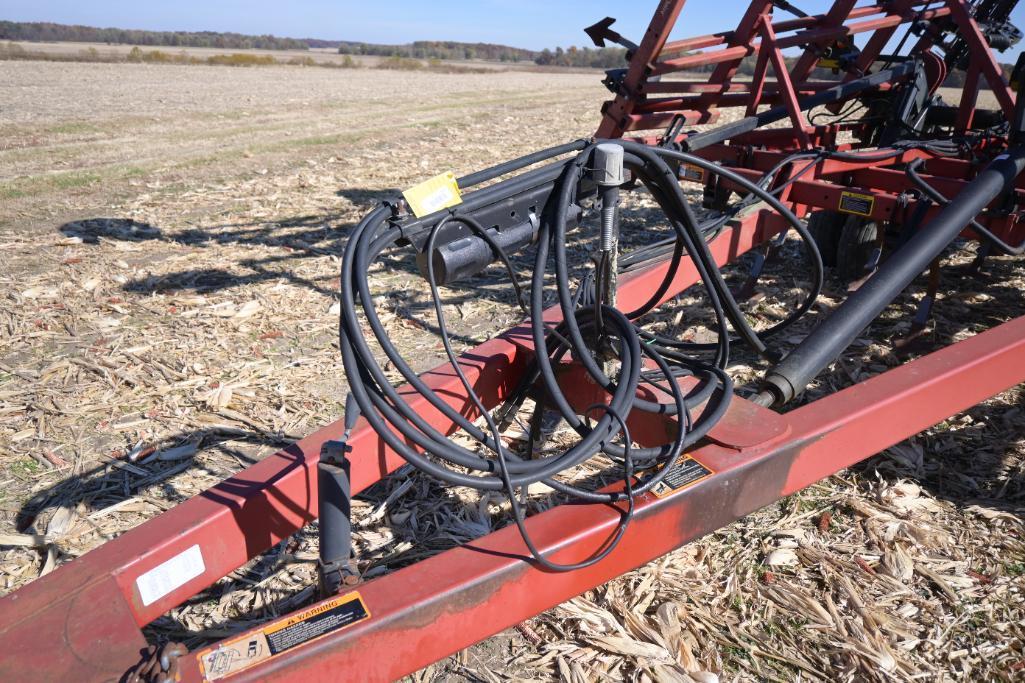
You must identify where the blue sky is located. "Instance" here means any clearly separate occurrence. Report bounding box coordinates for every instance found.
[3,0,1025,58]
[2,0,654,49]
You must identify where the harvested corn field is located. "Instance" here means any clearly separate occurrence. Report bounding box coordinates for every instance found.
[1,59,1022,682]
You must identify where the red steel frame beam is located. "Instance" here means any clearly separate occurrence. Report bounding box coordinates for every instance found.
[177,311,1025,683]
[651,6,953,74]
[4,198,1024,681]
[658,3,921,56]
[596,0,687,137]
[692,0,772,113]
[759,18,812,148]
[945,0,1016,117]
[787,0,859,84]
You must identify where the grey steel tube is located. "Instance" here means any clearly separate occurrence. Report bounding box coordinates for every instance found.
[681,61,917,152]
[757,145,1025,407]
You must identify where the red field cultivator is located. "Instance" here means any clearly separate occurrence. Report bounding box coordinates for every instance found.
[3,1,1024,680]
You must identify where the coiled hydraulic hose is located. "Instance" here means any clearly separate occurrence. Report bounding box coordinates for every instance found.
[338,139,828,570]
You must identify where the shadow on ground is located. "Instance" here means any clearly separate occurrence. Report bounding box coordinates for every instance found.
[15,427,293,535]
[56,201,673,347]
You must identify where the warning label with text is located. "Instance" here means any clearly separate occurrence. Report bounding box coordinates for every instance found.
[650,456,714,498]
[198,592,370,680]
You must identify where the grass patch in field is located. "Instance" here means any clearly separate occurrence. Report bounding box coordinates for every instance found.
[0,186,28,200]
[290,133,350,148]
[47,121,104,135]
[50,170,103,190]
[253,130,371,154]
[0,165,146,200]
[177,153,233,170]
[204,53,276,67]
[10,457,42,478]
[377,55,425,70]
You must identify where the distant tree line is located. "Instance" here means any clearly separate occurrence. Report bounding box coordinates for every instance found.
[338,40,534,62]
[339,41,630,67]
[534,46,627,68]
[0,21,311,50]
[0,20,629,69]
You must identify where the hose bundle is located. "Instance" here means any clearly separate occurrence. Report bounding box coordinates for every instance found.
[338,140,820,570]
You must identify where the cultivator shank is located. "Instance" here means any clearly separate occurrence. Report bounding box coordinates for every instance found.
[2,1,1025,681]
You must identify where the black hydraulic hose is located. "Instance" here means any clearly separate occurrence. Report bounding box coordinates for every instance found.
[583,145,822,355]
[626,143,824,353]
[456,139,588,188]
[538,145,730,422]
[617,151,823,272]
[681,61,918,152]
[342,132,951,572]
[756,145,1025,407]
[906,158,1025,255]
[631,145,776,359]
[338,140,753,572]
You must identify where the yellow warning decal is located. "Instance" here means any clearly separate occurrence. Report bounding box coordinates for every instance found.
[680,164,706,183]
[649,454,714,499]
[402,171,462,217]
[198,591,370,680]
[838,191,875,217]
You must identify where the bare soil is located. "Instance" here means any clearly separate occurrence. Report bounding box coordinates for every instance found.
[0,61,1021,682]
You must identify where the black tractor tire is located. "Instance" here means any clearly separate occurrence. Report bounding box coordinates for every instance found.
[805,210,845,268]
[836,215,880,282]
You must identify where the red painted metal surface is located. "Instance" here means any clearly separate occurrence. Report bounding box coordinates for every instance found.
[636,0,1015,151]
[596,0,686,138]
[1,1,1022,681]
[599,0,1007,137]
[181,313,1025,682]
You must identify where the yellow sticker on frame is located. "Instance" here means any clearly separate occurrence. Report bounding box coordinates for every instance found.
[838,191,875,217]
[403,171,463,217]
[680,164,706,183]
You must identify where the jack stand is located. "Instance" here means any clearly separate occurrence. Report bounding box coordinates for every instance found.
[893,258,941,354]
[317,440,360,597]
[735,247,770,301]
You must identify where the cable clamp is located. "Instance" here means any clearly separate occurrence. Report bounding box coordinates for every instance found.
[321,439,351,466]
